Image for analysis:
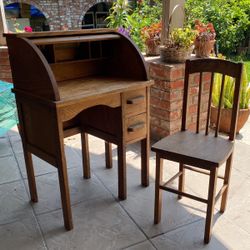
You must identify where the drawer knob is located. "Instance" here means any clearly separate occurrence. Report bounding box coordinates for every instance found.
[127,122,145,132]
[126,95,144,104]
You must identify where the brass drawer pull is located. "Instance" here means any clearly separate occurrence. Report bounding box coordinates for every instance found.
[126,95,145,104]
[127,122,145,132]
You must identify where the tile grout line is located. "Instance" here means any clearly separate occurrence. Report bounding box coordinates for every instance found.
[6,133,50,250]
[92,167,158,247]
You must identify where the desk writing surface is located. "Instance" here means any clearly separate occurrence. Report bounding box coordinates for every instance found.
[57,76,151,102]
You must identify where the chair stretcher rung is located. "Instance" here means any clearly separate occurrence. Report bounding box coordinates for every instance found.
[215,184,228,204]
[162,172,183,187]
[159,185,208,203]
[183,165,224,179]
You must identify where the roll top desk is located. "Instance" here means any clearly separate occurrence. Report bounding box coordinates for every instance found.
[5,29,153,230]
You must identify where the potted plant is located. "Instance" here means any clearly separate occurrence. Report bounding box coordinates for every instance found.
[141,22,162,56]
[160,26,196,63]
[194,20,216,58]
[211,64,250,133]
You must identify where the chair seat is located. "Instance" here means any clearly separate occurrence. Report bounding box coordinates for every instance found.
[151,131,234,168]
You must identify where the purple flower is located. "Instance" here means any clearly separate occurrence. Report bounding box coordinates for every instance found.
[118,27,131,37]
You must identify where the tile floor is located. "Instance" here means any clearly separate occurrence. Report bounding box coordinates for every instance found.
[0,121,250,250]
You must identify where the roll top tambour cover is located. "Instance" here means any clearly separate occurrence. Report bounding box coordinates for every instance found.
[5,29,148,101]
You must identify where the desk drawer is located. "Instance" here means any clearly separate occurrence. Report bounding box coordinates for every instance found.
[125,113,147,142]
[124,89,146,116]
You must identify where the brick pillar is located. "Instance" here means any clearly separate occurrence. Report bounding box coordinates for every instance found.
[148,58,209,140]
[0,46,12,83]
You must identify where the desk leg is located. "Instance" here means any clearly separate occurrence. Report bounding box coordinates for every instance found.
[23,149,38,202]
[141,137,150,186]
[105,141,113,169]
[57,150,73,230]
[81,132,90,179]
[118,142,126,200]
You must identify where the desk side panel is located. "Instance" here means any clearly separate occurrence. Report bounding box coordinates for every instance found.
[16,95,59,163]
[105,34,148,81]
[6,37,60,101]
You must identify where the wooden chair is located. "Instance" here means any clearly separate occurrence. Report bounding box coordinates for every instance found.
[151,58,243,244]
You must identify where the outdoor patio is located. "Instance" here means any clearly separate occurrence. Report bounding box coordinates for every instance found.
[0,116,249,250]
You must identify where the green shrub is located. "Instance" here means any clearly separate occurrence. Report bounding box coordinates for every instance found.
[185,0,250,55]
[106,0,162,50]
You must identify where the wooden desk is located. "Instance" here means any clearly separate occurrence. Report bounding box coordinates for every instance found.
[5,29,152,230]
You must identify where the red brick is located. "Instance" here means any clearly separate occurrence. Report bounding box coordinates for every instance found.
[189,104,197,114]
[169,90,183,101]
[0,58,10,66]
[169,79,184,89]
[0,49,9,58]
[169,110,181,120]
[170,67,185,81]
[190,86,199,95]
[0,65,11,72]
[0,72,12,78]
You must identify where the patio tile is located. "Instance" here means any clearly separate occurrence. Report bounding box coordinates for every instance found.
[24,167,109,215]
[6,125,20,137]
[119,182,206,238]
[151,214,250,250]
[9,135,23,154]
[0,181,33,225]
[124,240,156,250]
[38,195,146,250]
[0,217,46,250]
[16,145,82,179]
[0,137,13,157]
[233,141,250,177]
[0,155,21,184]
[221,175,250,234]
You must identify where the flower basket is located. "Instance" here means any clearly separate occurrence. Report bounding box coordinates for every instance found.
[195,39,215,58]
[145,38,160,56]
[160,46,193,63]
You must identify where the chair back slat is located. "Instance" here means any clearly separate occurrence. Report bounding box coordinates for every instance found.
[181,60,191,131]
[196,72,203,133]
[215,74,226,137]
[205,72,214,135]
[182,59,243,140]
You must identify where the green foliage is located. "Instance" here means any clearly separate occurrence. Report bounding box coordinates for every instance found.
[106,0,131,28]
[212,65,250,109]
[185,0,250,55]
[106,0,162,50]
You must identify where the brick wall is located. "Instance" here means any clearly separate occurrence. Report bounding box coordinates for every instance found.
[0,47,12,83]
[148,58,209,140]
[3,0,103,30]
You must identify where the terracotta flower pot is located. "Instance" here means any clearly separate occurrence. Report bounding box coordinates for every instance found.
[210,106,250,133]
[145,39,160,56]
[195,39,215,58]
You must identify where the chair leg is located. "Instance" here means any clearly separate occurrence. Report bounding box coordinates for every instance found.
[23,148,38,202]
[117,141,126,200]
[57,151,73,230]
[154,154,163,224]
[178,163,185,200]
[141,137,149,187]
[105,141,113,169]
[220,154,233,213]
[81,132,90,179]
[204,167,218,244]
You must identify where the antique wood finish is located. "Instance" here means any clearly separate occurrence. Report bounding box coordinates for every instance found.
[152,58,243,244]
[5,29,152,230]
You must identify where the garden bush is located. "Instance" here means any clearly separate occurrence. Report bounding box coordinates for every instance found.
[106,0,162,50]
[185,0,250,56]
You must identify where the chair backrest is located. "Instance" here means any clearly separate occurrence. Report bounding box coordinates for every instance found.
[181,58,243,141]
